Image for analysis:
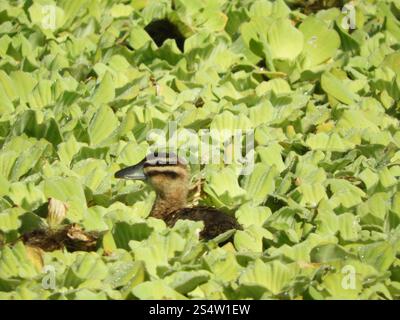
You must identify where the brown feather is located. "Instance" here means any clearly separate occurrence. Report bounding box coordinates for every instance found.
[165,206,242,240]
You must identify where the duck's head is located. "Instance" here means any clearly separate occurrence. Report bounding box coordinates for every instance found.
[114,152,189,199]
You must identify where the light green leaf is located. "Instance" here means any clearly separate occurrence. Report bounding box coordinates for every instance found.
[88,105,119,146]
[131,280,187,300]
[165,270,210,294]
[0,242,40,279]
[234,225,273,252]
[321,72,359,105]
[300,17,340,68]
[239,259,298,296]
[242,163,277,205]
[329,179,365,208]
[63,253,108,288]
[267,19,304,60]
[203,248,242,283]
[43,177,87,222]
[91,72,115,106]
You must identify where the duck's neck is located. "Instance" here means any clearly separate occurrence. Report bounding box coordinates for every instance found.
[150,189,188,220]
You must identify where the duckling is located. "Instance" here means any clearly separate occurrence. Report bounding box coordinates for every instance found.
[114,152,241,240]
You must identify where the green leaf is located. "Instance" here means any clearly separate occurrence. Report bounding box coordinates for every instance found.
[105,260,145,289]
[310,244,355,263]
[306,133,355,152]
[203,248,243,283]
[357,193,390,226]
[321,72,359,105]
[234,225,273,252]
[111,4,134,17]
[258,143,286,172]
[242,163,277,205]
[299,17,340,68]
[10,71,37,102]
[329,179,365,208]
[88,105,119,146]
[28,3,65,31]
[63,253,108,288]
[338,212,361,241]
[358,168,379,191]
[239,259,298,296]
[0,208,23,233]
[91,72,115,106]
[204,167,247,208]
[130,233,186,276]
[128,26,153,49]
[358,242,396,273]
[28,80,54,109]
[235,203,271,228]
[117,141,148,166]
[44,177,87,222]
[131,280,187,300]
[322,271,362,299]
[112,221,153,250]
[267,19,304,60]
[0,70,17,101]
[165,270,210,294]
[0,174,10,197]
[0,242,40,278]
[8,182,46,211]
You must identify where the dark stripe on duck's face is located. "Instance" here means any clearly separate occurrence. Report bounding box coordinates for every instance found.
[143,161,186,169]
[144,165,186,178]
[146,170,179,179]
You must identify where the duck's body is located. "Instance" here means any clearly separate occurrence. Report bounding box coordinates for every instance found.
[165,206,241,240]
[115,152,241,240]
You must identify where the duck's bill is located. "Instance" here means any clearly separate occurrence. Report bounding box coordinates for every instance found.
[114,162,146,180]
